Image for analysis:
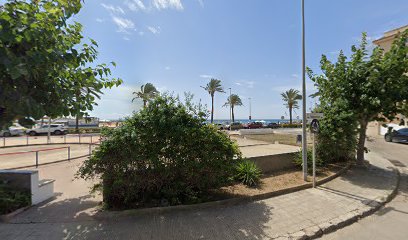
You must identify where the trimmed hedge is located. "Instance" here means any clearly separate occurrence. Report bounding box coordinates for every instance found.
[0,184,31,215]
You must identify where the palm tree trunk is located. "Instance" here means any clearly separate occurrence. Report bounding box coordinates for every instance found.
[232,106,235,122]
[143,100,147,108]
[75,113,79,134]
[211,94,214,123]
[289,107,293,124]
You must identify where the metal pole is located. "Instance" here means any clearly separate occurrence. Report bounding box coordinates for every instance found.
[64,134,66,144]
[68,146,70,160]
[91,135,93,144]
[313,133,316,188]
[301,0,308,181]
[89,144,91,155]
[229,88,232,130]
[26,135,28,145]
[3,137,5,147]
[249,97,252,120]
[35,151,39,168]
[79,134,81,144]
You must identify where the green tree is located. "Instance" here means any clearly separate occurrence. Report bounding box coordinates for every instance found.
[132,83,159,108]
[78,94,241,209]
[281,89,302,124]
[201,78,224,123]
[0,0,122,129]
[308,31,408,164]
[224,94,243,122]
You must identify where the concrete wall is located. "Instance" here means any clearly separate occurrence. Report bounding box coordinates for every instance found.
[248,152,296,173]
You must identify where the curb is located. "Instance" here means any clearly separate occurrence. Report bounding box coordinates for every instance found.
[93,162,352,220]
[0,206,29,223]
[273,166,401,240]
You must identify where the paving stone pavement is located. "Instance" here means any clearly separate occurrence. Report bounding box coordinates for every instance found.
[0,151,398,240]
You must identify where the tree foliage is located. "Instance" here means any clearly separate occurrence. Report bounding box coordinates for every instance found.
[308,31,408,163]
[224,94,243,122]
[201,78,224,123]
[78,94,241,209]
[281,89,302,124]
[132,83,159,108]
[0,0,122,128]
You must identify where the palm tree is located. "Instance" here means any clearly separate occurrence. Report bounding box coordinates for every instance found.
[281,89,302,124]
[223,94,243,122]
[132,83,159,107]
[201,78,224,123]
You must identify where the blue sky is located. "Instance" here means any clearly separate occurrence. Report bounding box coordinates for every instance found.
[71,0,408,120]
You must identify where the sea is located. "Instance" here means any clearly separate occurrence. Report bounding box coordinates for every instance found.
[210,119,290,124]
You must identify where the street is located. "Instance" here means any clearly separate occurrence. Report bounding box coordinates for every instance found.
[322,137,408,240]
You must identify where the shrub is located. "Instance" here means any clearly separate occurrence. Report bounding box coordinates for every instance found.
[280,123,302,128]
[77,94,241,209]
[293,148,324,172]
[234,160,261,187]
[0,184,31,215]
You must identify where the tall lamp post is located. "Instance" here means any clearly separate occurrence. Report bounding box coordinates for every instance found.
[248,97,252,120]
[301,0,308,181]
[229,88,232,129]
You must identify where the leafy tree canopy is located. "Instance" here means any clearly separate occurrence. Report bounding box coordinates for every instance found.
[0,0,122,128]
[308,31,408,162]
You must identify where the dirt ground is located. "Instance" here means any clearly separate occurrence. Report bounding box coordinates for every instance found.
[217,162,348,198]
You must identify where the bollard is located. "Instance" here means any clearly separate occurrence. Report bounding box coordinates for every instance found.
[68,146,71,160]
[35,151,39,168]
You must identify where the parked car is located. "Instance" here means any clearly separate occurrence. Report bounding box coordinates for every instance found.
[0,128,24,137]
[26,124,67,136]
[230,122,244,130]
[247,121,264,129]
[267,122,280,129]
[211,123,225,130]
[385,128,408,143]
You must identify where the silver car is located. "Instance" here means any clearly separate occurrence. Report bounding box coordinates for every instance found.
[0,128,24,137]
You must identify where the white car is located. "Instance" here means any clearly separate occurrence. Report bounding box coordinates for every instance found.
[26,124,67,136]
[0,128,24,137]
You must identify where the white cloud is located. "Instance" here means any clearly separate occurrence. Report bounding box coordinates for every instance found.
[153,0,183,10]
[147,26,161,34]
[291,74,299,79]
[235,80,255,89]
[96,18,104,23]
[112,16,135,33]
[139,31,145,36]
[165,66,171,70]
[197,0,204,7]
[123,36,131,41]
[199,74,214,79]
[125,0,147,11]
[101,3,125,14]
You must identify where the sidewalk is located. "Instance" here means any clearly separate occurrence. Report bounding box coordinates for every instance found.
[0,151,398,240]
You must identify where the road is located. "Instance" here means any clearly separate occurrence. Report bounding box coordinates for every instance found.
[322,137,408,240]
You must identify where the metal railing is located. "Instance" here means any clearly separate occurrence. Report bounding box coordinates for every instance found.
[0,133,101,148]
[0,146,71,168]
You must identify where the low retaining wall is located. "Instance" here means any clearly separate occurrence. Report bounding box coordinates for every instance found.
[248,152,296,173]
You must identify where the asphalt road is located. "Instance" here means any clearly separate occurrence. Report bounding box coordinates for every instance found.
[322,137,408,240]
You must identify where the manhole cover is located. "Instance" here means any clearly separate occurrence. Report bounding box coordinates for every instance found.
[388,159,406,167]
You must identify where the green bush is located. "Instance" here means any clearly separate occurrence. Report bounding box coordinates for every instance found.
[68,128,101,134]
[77,94,241,209]
[293,148,324,172]
[0,184,31,215]
[234,160,261,187]
[280,123,302,128]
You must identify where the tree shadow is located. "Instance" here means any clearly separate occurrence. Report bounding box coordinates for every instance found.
[6,193,280,239]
